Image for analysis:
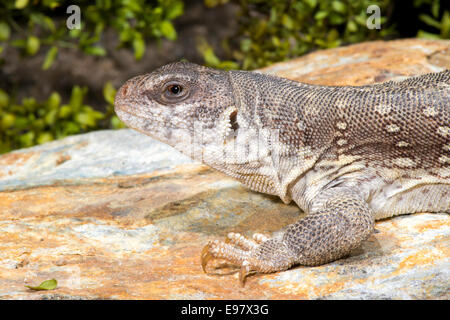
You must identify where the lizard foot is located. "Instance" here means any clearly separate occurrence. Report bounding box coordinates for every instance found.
[201,232,296,286]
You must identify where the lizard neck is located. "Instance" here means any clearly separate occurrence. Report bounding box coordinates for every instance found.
[226,70,330,203]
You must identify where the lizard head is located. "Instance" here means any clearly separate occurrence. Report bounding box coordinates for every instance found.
[114,61,242,164]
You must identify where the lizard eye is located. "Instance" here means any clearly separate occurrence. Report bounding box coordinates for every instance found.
[167,84,182,95]
[160,81,189,103]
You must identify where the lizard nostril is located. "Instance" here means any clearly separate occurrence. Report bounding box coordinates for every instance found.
[121,84,129,96]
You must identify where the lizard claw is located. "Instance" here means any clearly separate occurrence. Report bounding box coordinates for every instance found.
[201,232,287,285]
[201,242,214,273]
[201,238,253,285]
[201,238,247,274]
[239,262,252,287]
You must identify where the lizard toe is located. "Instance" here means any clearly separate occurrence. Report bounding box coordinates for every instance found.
[201,234,296,285]
[201,239,248,274]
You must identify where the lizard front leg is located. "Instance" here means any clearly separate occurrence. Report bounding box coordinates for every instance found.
[201,187,375,285]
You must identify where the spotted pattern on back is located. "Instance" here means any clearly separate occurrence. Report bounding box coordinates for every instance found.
[229,70,450,170]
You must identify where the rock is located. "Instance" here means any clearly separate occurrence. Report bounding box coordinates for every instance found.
[261,38,450,85]
[0,39,449,300]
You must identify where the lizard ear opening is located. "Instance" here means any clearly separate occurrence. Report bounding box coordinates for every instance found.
[229,110,239,132]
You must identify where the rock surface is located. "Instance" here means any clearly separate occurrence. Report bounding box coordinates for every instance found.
[0,39,449,300]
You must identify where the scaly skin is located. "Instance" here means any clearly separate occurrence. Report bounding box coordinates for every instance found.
[114,62,449,285]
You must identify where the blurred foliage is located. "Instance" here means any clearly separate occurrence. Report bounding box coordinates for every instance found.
[0,84,123,154]
[0,0,449,153]
[200,0,450,69]
[0,0,182,153]
[0,0,184,65]
[414,0,450,39]
[202,0,395,69]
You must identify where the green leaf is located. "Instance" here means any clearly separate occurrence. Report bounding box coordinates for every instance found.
[160,21,177,40]
[166,1,184,20]
[442,11,450,38]
[25,279,57,291]
[42,46,58,70]
[103,82,116,105]
[431,0,440,18]
[419,14,441,29]
[22,97,37,110]
[75,112,96,127]
[281,14,294,30]
[304,0,317,8]
[62,122,80,135]
[417,30,441,39]
[37,132,54,144]
[82,106,104,119]
[347,20,358,32]
[327,29,339,41]
[15,0,29,9]
[119,28,133,43]
[47,92,61,109]
[314,11,328,20]
[132,36,145,60]
[331,1,347,14]
[1,113,15,129]
[33,119,45,130]
[26,36,40,55]
[69,86,87,109]
[15,116,29,130]
[354,13,367,26]
[269,7,277,23]
[45,109,58,125]
[217,60,239,70]
[11,39,26,48]
[202,47,220,66]
[271,36,281,47]
[19,131,35,147]
[69,28,81,38]
[43,0,60,9]
[0,89,10,108]
[90,109,104,120]
[84,46,106,56]
[240,39,251,52]
[43,16,56,32]
[59,105,72,118]
[124,0,140,12]
[111,115,126,129]
[329,13,346,25]
[0,22,11,41]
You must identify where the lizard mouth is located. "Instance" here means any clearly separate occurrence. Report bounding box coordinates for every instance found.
[114,105,191,144]
[114,103,129,116]
[115,105,167,125]
[114,105,137,124]
[114,106,178,144]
